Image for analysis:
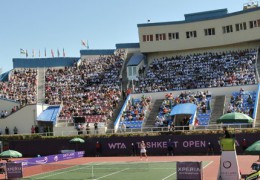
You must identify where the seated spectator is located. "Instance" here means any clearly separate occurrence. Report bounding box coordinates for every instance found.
[247,95,253,105]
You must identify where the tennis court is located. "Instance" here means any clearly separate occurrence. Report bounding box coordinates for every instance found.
[1,155,255,180]
[22,161,212,180]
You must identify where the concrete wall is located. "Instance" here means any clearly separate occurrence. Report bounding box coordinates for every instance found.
[0,105,36,135]
[0,99,20,112]
[131,84,258,100]
[138,9,260,53]
[146,42,260,64]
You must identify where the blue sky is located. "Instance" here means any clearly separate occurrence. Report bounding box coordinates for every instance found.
[0,0,250,72]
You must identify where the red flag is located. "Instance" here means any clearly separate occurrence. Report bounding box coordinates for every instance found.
[51,49,54,57]
[63,48,65,57]
[81,40,86,47]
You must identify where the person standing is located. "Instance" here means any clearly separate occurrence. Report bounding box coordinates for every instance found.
[94,122,98,134]
[131,143,137,156]
[13,126,18,134]
[31,125,35,134]
[86,123,90,134]
[121,123,126,133]
[5,127,9,135]
[95,141,102,157]
[167,139,174,156]
[207,142,214,155]
[222,127,231,138]
[140,140,148,160]
[241,139,247,152]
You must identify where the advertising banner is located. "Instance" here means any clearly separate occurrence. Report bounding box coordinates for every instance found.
[15,151,85,167]
[177,161,203,180]
[6,162,23,179]
[218,151,240,180]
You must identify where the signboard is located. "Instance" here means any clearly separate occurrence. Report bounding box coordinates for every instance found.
[177,161,203,180]
[218,151,240,180]
[15,151,85,167]
[6,162,23,179]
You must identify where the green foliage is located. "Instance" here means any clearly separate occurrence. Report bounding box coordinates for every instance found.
[0,128,259,141]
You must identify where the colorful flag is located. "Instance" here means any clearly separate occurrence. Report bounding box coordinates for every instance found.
[51,49,54,57]
[45,48,46,57]
[32,49,35,57]
[81,40,86,47]
[63,48,65,57]
[87,40,89,49]
[20,48,26,54]
[57,49,60,57]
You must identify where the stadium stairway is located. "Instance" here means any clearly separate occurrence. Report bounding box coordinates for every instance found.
[106,99,125,132]
[255,98,260,128]
[257,50,260,81]
[121,53,133,91]
[209,95,226,124]
[144,99,164,127]
[37,68,46,104]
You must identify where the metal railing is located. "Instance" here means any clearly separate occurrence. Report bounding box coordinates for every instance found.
[51,123,260,136]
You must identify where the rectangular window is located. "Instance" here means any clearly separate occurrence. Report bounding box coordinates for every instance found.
[204,28,215,36]
[249,20,258,28]
[150,35,153,41]
[243,22,247,29]
[143,35,146,42]
[142,35,153,42]
[186,31,197,38]
[222,25,233,34]
[168,33,172,40]
[155,33,166,41]
[258,19,260,27]
[128,67,132,76]
[235,22,247,31]
[133,67,137,76]
[163,33,166,40]
[176,33,179,39]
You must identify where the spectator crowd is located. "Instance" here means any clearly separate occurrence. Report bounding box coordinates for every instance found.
[134,49,257,93]
[45,54,124,124]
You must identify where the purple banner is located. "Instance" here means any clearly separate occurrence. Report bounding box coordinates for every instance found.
[6,162,23,179]
[8,132,260,157]
[15,151,85,167]
[177,161,202,180]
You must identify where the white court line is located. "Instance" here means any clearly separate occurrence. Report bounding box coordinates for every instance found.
[93,168,130,180]
[161,161,214,180]
[34,162,106,179]
[161,171,176,180]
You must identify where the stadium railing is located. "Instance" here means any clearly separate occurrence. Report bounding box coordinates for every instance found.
[53,123,259,136]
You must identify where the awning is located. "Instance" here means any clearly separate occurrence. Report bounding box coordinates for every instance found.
[170,103,197,116]
[37,105,61,124]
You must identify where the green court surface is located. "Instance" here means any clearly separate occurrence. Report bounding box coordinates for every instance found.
[22,161,212,180]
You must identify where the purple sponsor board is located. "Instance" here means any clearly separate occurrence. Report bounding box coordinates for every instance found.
[177,161,202,180]
[8,132,260,157]
[6,162,23,179]
[15,151,85,167]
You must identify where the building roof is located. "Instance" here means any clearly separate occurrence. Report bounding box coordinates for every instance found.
[137,7,260,27]
[116,43,140,49]
[80,49,115,56]
[127,53,145,66]
[13,57,79,68]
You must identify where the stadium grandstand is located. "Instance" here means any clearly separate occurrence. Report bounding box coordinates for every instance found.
[0,3,260,136]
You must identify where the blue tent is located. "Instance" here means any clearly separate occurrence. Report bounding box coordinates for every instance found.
[170,103,197,116]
